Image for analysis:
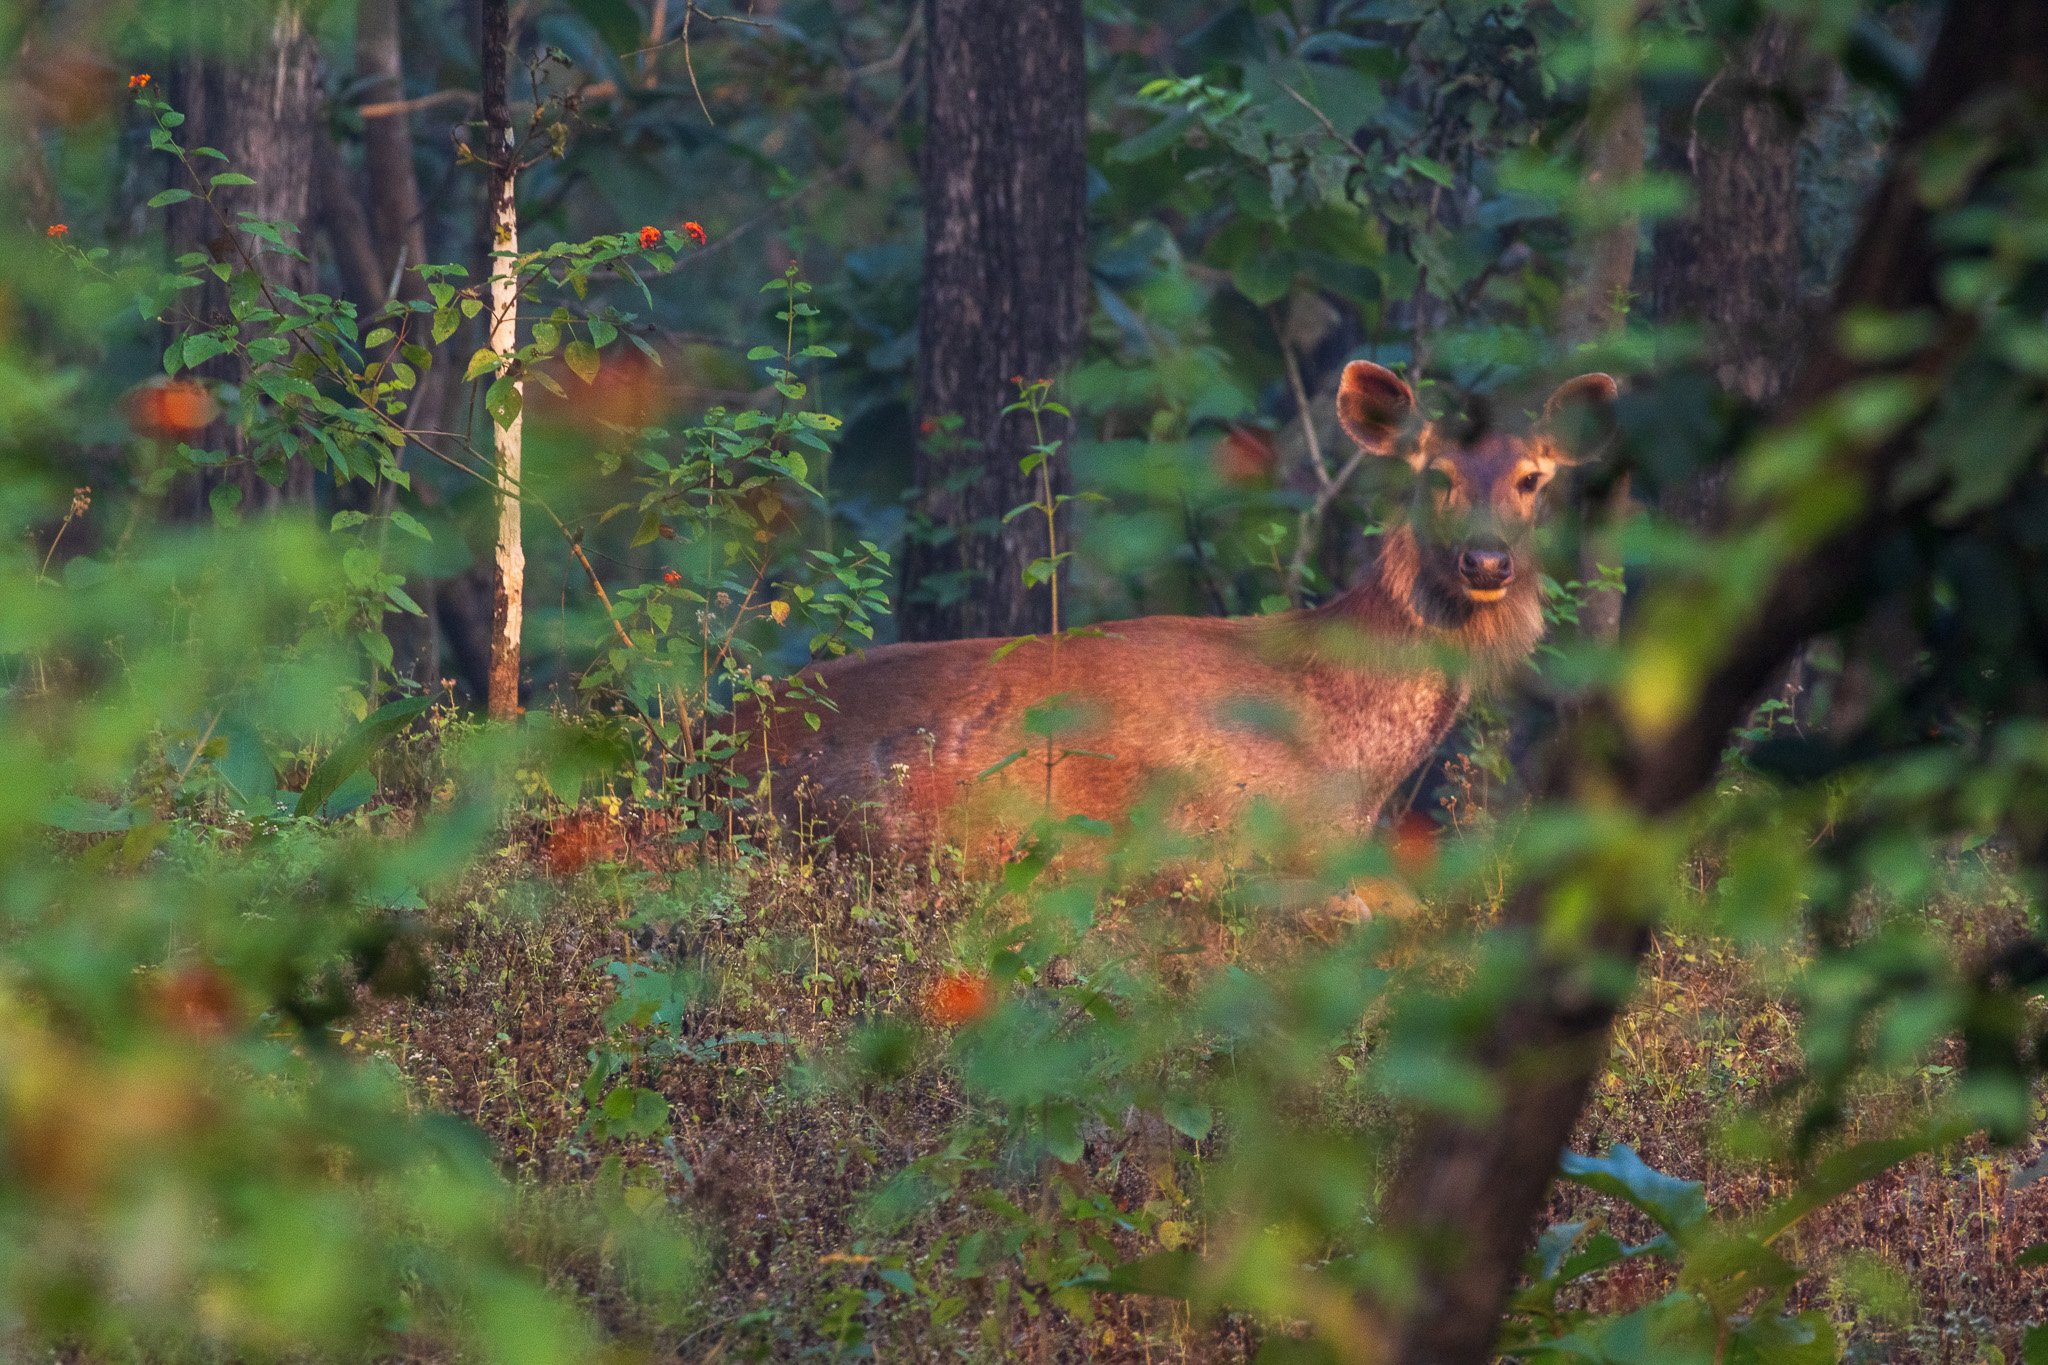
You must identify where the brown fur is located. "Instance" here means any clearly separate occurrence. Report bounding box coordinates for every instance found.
[737,364,1615,860]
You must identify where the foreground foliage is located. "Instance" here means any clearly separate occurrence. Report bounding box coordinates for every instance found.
[5,1,2048,1362]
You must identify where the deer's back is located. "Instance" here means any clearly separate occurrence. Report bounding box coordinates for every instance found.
[736,609,1467,856]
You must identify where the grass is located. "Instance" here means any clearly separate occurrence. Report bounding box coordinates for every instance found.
[353,808,2048,1362]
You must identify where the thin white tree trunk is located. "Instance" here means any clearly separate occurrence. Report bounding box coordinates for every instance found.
[483,0,523,719]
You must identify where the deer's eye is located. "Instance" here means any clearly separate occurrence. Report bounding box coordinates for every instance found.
[1516,471,1544,495]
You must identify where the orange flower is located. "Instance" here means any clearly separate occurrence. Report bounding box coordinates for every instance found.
[923,971,994,1027]
[125,378,216,439]
[150,964,237,1040]
[637,225,663,250]
[682,221,707,247]
[1391,808,1438,878]
[45,224,66,238]
[661,568,681,585]
[128,73,150,90]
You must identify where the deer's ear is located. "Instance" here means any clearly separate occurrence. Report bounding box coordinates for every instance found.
[1335,361,1416,457]
[1541,372,1619,463]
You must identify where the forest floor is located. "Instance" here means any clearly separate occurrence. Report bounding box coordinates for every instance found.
[356,810,2048,1363]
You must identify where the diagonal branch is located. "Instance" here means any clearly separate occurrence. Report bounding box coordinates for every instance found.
[1370,5,2048,1361]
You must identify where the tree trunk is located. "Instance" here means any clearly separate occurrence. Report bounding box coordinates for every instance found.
[1373,4,2047,1360]
[357,0,446,692]
[898,0,1087,641]
[357,0,430,298]
[1561,83,1645,645]
[481,0,524,718]
[1651,20,1810,712]
[1651,19,1805,526]
[168,3,322,519]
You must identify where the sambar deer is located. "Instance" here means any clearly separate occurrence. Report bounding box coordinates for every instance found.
[740,362,1616,862]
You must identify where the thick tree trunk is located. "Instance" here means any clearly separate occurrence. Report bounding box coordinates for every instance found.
[1559,89,1645,349]
[1561,84,1645,645]
[1374,5,2048,1361]
[1651,21,1810,711]
[169,3,322,518]
[357,0,445,692]
[898,0,1087,641]
[481,0,524,718]
[356,0,430,297]
[1651,19,1805,526]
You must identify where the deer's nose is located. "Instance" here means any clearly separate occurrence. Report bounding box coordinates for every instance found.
[1458,544,1514,592]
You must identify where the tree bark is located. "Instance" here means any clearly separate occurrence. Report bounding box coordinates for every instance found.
[355,0,447,692]
[1560,83,1645,645]
[898,0,1087,641]
[1559,88,1645,349]
[481,0,524,718]
[168,2,322,518]
[356,0,430,299]
[1651,19,1806,526]
[1374,4,2048,1361]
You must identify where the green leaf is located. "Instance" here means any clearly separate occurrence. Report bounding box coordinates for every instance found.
[389,509,432,542]
[209,483,243,525]
[147,188,195,208]
[592,1085,671,1139]
[213,715,280,817]
[40,796,136,833]
[294,694,433,819]
[464,347,500,382]
[1401,154,1456,187]
[431,305,460,345]
[1163,1097,1212,1141]
[209,171,255,187]
[485,374,522,430]
[1559,1146,1709,1243]
[564,339,600,384]
[1231,251,1296,306]
[330,510,371,532]
[1100,1250,1197,1299]
[1751,1130,1952,1245]
[1042,1102,1084,1163]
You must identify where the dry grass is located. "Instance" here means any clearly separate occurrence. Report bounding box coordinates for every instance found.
[356,816,2048,1362]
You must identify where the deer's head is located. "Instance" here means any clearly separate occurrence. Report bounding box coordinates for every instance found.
[1335,361,1616,622]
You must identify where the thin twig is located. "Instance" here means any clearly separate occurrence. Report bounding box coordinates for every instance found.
[567,535,637,650]
[360,89,478,119]
[1277,80,1369,161]
[1275,312,1372,605]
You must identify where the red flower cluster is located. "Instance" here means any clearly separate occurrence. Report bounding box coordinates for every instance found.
[923,971,994,1027]
[637,225,663,250]
[128,73,150,90]
[46,224,66,238]
[682,221,707,247]
[661,568,681,585]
